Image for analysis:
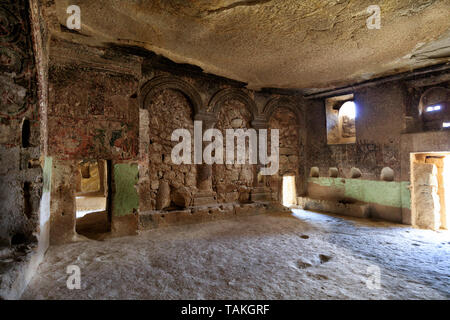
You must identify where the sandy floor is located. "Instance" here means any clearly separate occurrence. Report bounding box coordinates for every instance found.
[22,209,450,300]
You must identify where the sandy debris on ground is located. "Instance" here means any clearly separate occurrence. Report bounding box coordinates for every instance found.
[22,209,450,299]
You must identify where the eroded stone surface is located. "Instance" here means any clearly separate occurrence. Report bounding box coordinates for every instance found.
[381,167,394,182]
[213,99,254,203]
[21,210,450,299]
[43,0,450,91]
[412,163,441,230]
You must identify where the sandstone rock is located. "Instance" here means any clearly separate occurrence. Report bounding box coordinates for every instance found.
[280,155,289,164]
[413,163,440,230]
[216,184,226,194]
[238,186,250,202]
[170,180,182,189]
[150,180,159,190]
[152,143,162,152]
[156,181,170,210]
[329,167,339,178]
[229,170,239,181]
[171,186,192,208]
[415,185,441,230]
[350,167,362,179]
[225,184,236,193]
[231,118,244,128]
[163,153,171,164]
[288,155,298,164]
[380,167,394,181]
[257,172,264,184]
[164,171,176,181]
[280,147,295,155]
[225,192,239,203]
[185,172,196,187]
[47,1,450,91]
[239,167,253,183]
[414,163,438,187]
[310,167,319,177]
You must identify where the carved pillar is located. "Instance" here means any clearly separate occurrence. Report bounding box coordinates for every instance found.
[98,159,106,196]
[192,113,218,206]
[250,116,273,202]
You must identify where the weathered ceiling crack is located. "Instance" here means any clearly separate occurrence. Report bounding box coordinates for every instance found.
[397,0,436,17]
[308,0,351,32]
[204,0,273,15]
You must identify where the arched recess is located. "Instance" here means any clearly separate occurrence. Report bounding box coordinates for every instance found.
[140,75,203,115]
[263,96,301,123]
[207,88,258,203]
[139,76,201,212]
[418,87,450,131]
[265,97,302,203]
[418,87,450,114]
[208,88,258,121]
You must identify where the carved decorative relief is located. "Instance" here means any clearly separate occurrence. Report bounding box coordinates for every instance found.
[0,1,36,118]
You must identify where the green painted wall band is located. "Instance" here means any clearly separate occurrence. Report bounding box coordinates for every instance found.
[308,177,411,209]
[43,156,52,192]
[113,163,139,216]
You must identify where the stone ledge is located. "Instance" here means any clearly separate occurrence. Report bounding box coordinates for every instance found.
[138,201,274,230]
[297,196,370,219]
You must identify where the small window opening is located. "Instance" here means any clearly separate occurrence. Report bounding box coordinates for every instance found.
[22,119,30,148]
[419,87,449,131]
[425,105,441,112]
[326,94,356,144]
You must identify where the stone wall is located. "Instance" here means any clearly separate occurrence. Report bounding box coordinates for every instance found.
[140,88,197,211]
[138,68,306,228]
[213,98,254,203]
[45,45,307,240]
[0,0,41,247]
[268,107,301,201]
[47,42,142,244]
[0,0,51,299]
[304,79,450,224]
[307,83,404,181]
[48,66,139,160]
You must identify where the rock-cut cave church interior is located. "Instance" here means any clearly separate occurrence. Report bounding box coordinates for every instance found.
[0,0,449,300]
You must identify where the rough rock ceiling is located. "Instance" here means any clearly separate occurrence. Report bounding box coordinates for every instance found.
[47,0,450,92]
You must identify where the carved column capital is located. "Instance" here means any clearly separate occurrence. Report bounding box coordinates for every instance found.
[251,116,268,130]
[194,112,217,129]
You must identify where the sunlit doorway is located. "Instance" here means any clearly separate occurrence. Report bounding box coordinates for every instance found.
[282,175,297,207]
[75,160,111,239]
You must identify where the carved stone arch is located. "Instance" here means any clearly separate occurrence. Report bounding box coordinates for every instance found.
[140,75,203,115]
[208,88,258,120]
[263,97,301,123]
